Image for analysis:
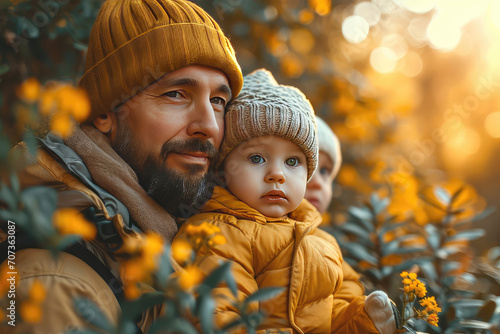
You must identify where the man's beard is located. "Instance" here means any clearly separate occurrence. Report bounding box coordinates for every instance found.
[112,121,219,219]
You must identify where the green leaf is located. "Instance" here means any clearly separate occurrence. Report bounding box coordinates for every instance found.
[420,261,438,281]
[446,229,485,242]
[381,234,425,256]
[121,291,165,321]
[154,246,172,290]
[0,182,17,210]
[370,193,390,214]
[348,206,375,232]
[452,206,495,228]
[379,221,407,235]
[148,318,198,334]
[198,295,215,334]
[245,287,284,305]
[487,246,500,263]
[199,261,232,292]
[433,186,451,206]
[341,242,378,265]
[337,222,373,246]
[56,235,83,250]
[0,63,9,76]
[424,224,440,250]
[73,297,113,332]
[459,319,492,329]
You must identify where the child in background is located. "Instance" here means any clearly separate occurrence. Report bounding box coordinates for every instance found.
[304,116,342,216]
[173,69,396,333]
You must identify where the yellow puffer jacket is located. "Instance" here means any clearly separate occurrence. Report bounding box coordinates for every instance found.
[175,186,379,334]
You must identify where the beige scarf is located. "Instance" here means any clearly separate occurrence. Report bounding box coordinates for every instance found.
[64,124,178,242]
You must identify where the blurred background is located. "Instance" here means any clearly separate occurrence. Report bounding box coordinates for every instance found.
[1,0,498,253]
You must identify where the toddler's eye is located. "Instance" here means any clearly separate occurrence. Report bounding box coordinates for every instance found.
[250,155,264,164]
[286,157,299,167]
[319,167,331,176]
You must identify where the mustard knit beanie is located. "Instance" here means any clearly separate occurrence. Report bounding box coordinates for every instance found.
[220,69,318,180]
[316,116,342,178]
[79,0,243,122]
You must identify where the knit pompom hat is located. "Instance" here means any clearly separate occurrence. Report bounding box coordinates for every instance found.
[220,69,318,180]
[316,116,342,178]
[79,0,243,122]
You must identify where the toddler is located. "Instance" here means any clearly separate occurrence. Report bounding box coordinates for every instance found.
[174,69,395,333]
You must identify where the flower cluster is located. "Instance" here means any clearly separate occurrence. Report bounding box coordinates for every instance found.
[120,233,165,299]
[401,271,427,299]
[17,78,90,137]
[398,271,440,329]
[171,222,227,290]
[20,280,46,324]
[53,208,97,240]
[419,296,441,327]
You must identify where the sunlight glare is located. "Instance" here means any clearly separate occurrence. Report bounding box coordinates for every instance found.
[370,47,398,73]
[484,112,500,138]
[426,14,461,51]
[401,0,435,14]
[354,1,381,26]
[342,15,370,43]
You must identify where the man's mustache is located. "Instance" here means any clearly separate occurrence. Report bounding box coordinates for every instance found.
[159,138,219,164]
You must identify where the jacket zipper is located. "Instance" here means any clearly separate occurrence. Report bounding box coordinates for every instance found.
[287,225,312,334]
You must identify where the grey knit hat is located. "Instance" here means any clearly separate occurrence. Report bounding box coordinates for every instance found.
[316,116,342,178]
[220,69,318,180]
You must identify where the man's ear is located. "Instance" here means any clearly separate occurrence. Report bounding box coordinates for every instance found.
[93,112,114,134]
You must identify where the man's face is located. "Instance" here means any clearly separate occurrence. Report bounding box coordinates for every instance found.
[110,65,231,217]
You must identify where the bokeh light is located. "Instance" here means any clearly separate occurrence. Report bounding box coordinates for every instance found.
[380,34,408,59]
[484,111,500,138]
[426,14,462,51]
[400,51,423,77]
[489,0,500,28]
[354,1,381,26]
[401,0,436,14]
[370,47,398,73]
[447,127,481,155]
[342,15,370,43]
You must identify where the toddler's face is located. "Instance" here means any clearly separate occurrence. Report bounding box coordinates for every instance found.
[305,151,335,214]
[223,136,308,218]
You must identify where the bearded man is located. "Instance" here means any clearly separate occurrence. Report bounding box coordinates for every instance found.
[3,0,243,332]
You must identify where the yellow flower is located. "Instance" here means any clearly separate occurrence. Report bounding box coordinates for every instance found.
[53,208,97,239]
[50,112,74,138]
[403,278,412,285]
[427,313,439,327]
[29,280,46,303]
[179,266,203,290]
[17,78,41,102]
[122,258,145,282]
[124,282,141,300]
[400,271,409,278]
[211,234,226,246]
[408,273,417,280]
[171,239,192,264]
[20,301,42,323]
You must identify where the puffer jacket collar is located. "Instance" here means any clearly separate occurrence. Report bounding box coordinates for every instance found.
[201,186,323,229]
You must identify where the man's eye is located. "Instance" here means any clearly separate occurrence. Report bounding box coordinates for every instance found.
[211,97,227,106]
[163,91,183,98]
[286,157,299,167]
[250,155,264,164]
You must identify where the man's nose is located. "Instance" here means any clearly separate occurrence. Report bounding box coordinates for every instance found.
[265,165,286,184]
[186,100,220,141]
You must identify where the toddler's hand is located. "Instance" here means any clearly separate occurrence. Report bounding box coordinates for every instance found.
[365,291,397,334]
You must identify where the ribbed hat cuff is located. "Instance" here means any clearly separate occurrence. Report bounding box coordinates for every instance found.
[79,23,243,121]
